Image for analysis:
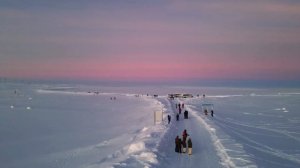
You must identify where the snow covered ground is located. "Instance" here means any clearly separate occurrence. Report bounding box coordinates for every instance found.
[0,81,300,168]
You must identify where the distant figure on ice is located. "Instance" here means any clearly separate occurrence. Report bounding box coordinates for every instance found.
[203,94,205,98]
[175,136,182,153]
[176,113,179,121]
[182,103,184,109]
[211,110,214,117]
[204,109,208,115]
[168,115,171,124]
[184,110,188,119]
[179,107,182,114]
[187,137,193,155]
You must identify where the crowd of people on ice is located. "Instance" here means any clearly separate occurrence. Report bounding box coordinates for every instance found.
[168,101,215,156]
[168,103,193,155]
[175,129,192,155]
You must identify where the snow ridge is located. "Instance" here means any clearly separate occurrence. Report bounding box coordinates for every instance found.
[186,106,258,168]
[93,98,169,168]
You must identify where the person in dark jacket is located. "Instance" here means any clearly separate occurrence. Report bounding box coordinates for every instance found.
[175,136,180,153]
[168,115,171,124]
[175,136,182,153]
[176,113,179,121]
[182,129,189,153]
[178,138,182,153]
[187,137,192,155]
[182,130,188,139]
[211,110,214,117]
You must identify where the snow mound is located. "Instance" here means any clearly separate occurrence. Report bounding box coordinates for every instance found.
[94,98,169,168]
[96,140,110,147]
[127,142,146,154]
[134,152,158,164]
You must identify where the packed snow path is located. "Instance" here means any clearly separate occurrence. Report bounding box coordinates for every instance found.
[155,99,223,168]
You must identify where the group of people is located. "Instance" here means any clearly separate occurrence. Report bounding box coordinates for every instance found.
[167,102,193,155]
[110,97,117,100]
[175,103,189,121]
[204,109,214,117]
[175,129,192,155]
[175,103,184,113]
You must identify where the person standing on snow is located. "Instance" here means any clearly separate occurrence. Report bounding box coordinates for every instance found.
[182,136,187,153]
[182,129,188,153]
[168,115,171,124]
[187,137,193,155]
[176,113,179,121]
[178,137,182,153]
[175,136,182,153]
[182,129,188,142]
[175,136,179,153]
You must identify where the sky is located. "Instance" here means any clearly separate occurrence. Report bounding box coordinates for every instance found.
[1,0,300,82]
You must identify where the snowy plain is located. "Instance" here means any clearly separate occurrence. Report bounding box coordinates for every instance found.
[0,81,300,168]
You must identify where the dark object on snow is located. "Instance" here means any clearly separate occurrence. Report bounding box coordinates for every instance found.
[187,137,192,155]
[178,138,182,153]
[168,115,171,124]
[175,136,182,153]
[176,113,179,121]
[184,110,188,119]
[187,137,192,148]
[211,110,214,117]
[182,138,187,153]
[182,129,188,142]
[182,130,188,153]
[204,109,208,115]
